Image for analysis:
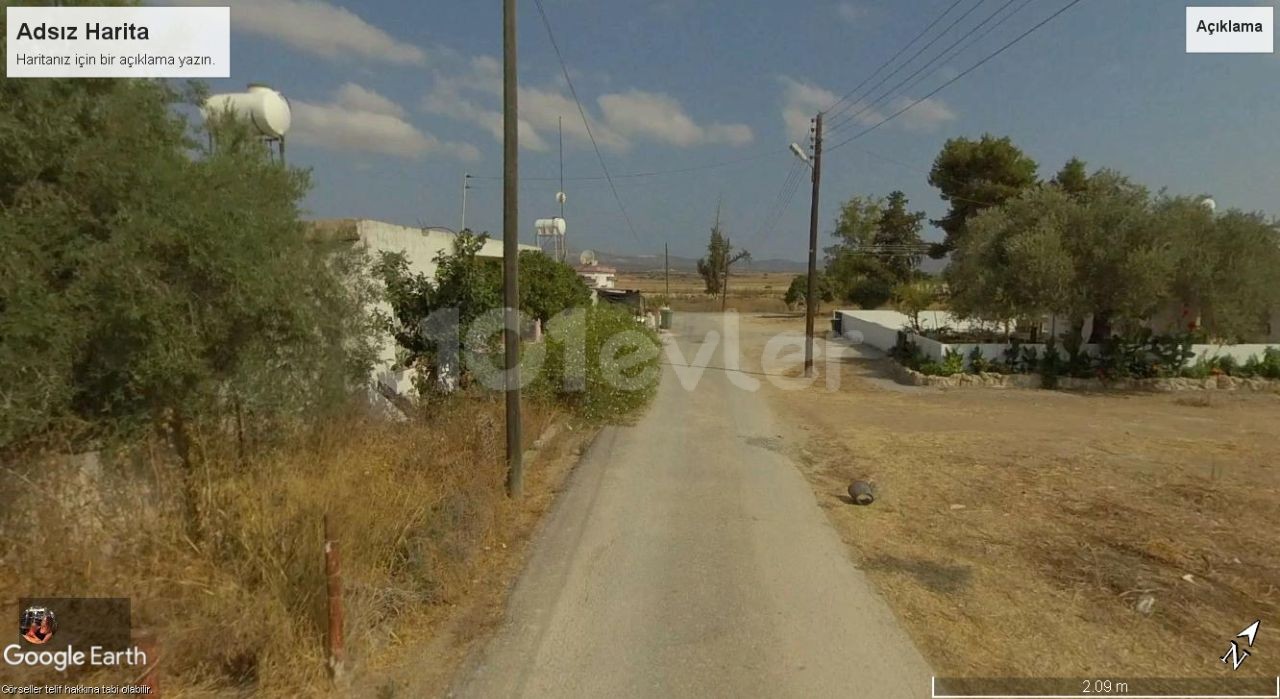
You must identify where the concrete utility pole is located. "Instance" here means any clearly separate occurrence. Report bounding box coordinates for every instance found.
[503,0,523,498]
[461,173,470,232]
[665,242,670,298]
[804,113,824,378]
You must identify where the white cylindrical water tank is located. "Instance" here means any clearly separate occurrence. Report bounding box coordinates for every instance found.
[534,218,567,235]
[203,83,292,139]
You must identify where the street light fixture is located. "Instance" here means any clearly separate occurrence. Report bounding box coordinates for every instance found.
[789,142,811,166]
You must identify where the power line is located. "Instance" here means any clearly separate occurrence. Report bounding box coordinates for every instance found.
[823,0,969,118]
[825,0,1084,155]
[531,0,640,242]
[747,161,807,247]
[873,0,1036,121]
[826,0,1022,137]
[825,0,988,125]
[466,149,788,182]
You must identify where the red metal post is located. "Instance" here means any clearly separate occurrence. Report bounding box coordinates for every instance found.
[324,515,345,682]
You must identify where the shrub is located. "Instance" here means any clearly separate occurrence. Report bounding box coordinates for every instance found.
[967,346,991,374]
[1149,332,1196,378]
[847,276,895,309]
[941,348,965,375]
[1213,355,1239,376]
[518,250,593,324]
[1097,334,1154,379]
[1181,359,1213,379]
[893,280,936,332]
[1018,345,1041,374]
[890,333,927,371]
[1262,348,1280,379]
[538,306,661,422]
[1039,339,1062,389]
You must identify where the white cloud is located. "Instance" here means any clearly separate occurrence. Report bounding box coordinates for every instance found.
[779,76,954,138]
[597,90,754,147]
[706,123,755,147]
[888,96,957,132]
[334,83,406,119]
[524,85,630,152]
[836,2,869,24]
[293,84,478,162]
[425,57,753,152]
[779,77,839,141]
[421,82,551,152]
[178,0,427,65]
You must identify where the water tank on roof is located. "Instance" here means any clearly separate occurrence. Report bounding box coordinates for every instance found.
[535,218,567,236]
[203,83,292,139]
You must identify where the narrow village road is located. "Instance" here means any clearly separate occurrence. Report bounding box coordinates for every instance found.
[452,312,932,698]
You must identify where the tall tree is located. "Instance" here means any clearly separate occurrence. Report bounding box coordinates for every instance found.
[873,191,926,281]
[1051,157,1090,197]
[928,134,1039,257]
[824,194,895,309]
[697,204,747,297]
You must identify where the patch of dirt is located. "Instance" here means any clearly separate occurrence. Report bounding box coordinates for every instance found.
[743,314,1280,680]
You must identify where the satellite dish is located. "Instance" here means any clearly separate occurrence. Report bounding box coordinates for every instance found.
[556,191,567,204]
[579,250,597,266]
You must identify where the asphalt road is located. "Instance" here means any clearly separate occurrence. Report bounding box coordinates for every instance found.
[452,313,933,698]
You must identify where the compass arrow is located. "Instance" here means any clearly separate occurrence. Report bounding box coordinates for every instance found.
[1236,620,1261,647]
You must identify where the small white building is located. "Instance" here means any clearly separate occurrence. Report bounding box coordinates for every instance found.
[576,264,617,289]
[309,218,537,398]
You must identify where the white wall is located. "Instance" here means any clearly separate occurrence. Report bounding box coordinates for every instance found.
[1191,344,1279,364]
[836,308,1278,370]
[837,310,905,352]
[343,220,536,396]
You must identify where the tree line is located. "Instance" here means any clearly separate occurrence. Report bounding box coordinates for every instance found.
[785,133,1279,344]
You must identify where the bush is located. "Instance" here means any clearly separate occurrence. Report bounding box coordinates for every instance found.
[891,333,927,371]
[847,276,895,309]
[538,306,661,422]
[967,346,991,374]
[941,348,965,375]
[1150,332,1196,378]
[1039,339,1062,389]
[1181,359,1213,379]
[1262,348,1280,379]
[915,349,964,377]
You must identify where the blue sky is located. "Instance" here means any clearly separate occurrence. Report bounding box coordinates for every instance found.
[180,0,1280,261]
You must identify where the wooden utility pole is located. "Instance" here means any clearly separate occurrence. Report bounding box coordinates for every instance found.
[722,237,731,312]
[664,242,670,298]
[721,236,750,313]
[503,0,523,498]
[804,113,824,378]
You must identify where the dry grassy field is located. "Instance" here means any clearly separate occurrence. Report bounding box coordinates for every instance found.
[0,398,592,697]
[618,271,801,313]
[743,314,1280,682]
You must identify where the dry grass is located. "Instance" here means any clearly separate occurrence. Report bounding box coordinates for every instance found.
[743,314,1280,680]
[0,396,568,696]
[618,271,812,314]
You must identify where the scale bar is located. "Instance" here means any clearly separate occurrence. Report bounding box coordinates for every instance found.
[932,676,1280,699]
